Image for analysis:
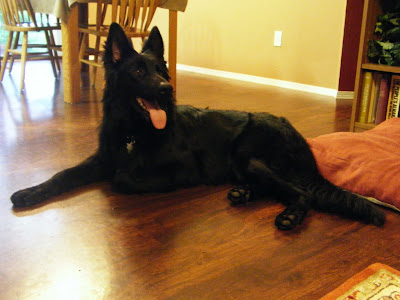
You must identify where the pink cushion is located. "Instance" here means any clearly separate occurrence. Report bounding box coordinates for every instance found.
[307,118,400,210]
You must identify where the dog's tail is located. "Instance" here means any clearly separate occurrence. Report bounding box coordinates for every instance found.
[248,159,385,226]
[308,175,385,226]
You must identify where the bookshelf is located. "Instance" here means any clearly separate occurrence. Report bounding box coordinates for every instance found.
[350,0,400,132]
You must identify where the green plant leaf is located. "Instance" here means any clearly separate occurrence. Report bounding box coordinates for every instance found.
[389,18,400,26]
[375,22,384,34]
[377,41,394,50]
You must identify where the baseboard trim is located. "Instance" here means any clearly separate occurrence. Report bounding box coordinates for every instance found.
[177,64,339,98]
[336,91,355,100]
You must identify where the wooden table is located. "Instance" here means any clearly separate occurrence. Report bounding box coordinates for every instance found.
[32,0,187,103]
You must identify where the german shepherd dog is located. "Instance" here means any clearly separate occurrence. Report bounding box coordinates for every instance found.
[11,23,385,230]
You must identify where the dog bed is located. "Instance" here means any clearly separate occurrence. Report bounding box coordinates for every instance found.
[307,118,400,212]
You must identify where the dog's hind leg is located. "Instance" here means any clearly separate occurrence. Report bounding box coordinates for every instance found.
[246,158,314,229]
[274,196,310,230]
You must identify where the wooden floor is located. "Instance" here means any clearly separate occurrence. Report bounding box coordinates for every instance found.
[1,62,399,300]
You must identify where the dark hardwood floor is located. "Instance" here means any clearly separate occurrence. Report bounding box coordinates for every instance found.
[1,61,399,299]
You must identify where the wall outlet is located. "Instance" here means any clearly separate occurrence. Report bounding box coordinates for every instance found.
[274,31,282,47]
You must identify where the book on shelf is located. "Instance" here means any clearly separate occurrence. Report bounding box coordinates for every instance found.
[375,74,390,124]
[386,75,400,120]
[367,72,382,123]
[358,71,373,123]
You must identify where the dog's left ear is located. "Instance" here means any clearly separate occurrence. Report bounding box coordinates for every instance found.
[104,23,136,63]
[142,27,164,59]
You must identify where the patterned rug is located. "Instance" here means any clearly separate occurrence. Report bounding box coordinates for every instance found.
[321,263,400,300]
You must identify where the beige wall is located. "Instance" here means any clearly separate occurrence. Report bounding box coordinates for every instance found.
[92,1,347,90]
[150,0,347,90]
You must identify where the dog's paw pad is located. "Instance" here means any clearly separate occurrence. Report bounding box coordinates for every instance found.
[275,207,306,230]
[228,185,253,205]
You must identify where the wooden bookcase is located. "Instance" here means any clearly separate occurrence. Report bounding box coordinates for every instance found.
[350,0,400,132]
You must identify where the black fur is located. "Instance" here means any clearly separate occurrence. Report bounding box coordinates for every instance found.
[11,23,385,230]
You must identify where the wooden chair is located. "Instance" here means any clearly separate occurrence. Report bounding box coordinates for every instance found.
[0,0,61,91]
[79,0,160,85]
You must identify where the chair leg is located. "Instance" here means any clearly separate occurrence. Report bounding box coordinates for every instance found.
[79,33,88,85]
[19,32,28,91]
[49,30,61,72]
[44,30,58,78]
[8,31,20,73]
[90,36,101,86]
[0,32,13,82]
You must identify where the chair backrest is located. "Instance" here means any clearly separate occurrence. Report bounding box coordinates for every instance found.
[0,0,37,27]
[95,0,159,33]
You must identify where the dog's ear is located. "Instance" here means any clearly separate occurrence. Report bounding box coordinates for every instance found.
[104,22,136,63]
[142,26,164,58]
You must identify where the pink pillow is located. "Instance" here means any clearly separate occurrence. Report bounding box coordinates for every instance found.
[307,118,400,211]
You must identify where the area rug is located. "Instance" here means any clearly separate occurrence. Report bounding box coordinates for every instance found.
[320,263,400,300]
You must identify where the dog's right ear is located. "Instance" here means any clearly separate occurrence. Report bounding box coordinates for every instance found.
[104,23,136,64]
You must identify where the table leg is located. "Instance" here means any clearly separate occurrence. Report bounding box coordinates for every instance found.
[168,10,177,92]
[61,4,80,104]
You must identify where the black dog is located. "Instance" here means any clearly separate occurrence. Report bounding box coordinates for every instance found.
[11,23,385,230]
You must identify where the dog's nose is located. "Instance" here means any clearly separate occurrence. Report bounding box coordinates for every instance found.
[159,81,173,94]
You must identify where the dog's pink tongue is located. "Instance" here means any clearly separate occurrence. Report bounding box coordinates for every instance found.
[142,99,167,130]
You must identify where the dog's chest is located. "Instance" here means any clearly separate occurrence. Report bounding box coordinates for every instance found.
[117,136,203,184]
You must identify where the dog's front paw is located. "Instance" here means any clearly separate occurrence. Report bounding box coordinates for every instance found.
[228,185,253,205]
[11,185,48,207]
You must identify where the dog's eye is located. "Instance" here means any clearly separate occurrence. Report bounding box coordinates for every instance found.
[136,69,145,78]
